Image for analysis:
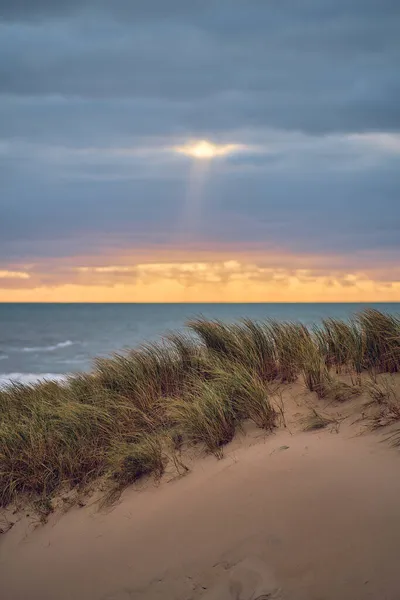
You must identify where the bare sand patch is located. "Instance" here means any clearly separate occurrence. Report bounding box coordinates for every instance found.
[1,402,400,600]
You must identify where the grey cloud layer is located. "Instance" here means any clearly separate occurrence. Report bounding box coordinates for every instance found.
[1,0,399,134]
[0,0,399,268]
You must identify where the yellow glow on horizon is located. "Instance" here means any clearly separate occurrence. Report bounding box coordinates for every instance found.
[1,258,400,303]
[174,140,244,159]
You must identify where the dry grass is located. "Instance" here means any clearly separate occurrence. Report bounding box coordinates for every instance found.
[327,379,362,403]
[302,409,337,432]
[366,376,398,405]
[366,376,400,431]
[0,308,399,510]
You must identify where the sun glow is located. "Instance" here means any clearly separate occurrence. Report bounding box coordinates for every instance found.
[174,139,243,159]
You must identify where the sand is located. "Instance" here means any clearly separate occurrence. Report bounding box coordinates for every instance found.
[1,387,400,599]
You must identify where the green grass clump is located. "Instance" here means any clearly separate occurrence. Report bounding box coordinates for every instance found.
[168,380,236,457]
[269,321,310,382]
[0,381,117,506]
[301,338,332,398]
[210,362,276,430]
[234,319,277,381]
[358,309,400,373]
[108,435,166,488]
[95,342,186,406]
[314,319,364,374]
[187,318,277,381]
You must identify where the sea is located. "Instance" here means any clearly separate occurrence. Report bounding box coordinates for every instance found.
[0,303,399,388]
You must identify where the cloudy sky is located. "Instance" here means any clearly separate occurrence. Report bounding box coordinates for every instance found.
[1,0,399,301]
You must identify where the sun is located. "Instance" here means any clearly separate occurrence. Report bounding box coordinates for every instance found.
[174,139,243,160]
[190,140,219,159]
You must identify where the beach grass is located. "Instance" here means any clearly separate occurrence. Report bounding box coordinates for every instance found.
[301,408,337,432]
[0,308,399,509]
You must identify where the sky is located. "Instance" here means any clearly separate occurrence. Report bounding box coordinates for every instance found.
[1,0,400,302]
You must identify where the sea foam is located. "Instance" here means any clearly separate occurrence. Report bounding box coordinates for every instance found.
[0,373,67,389]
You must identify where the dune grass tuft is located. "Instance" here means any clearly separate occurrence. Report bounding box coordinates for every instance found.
[358,309,400,374]
[366,376,400,431]
[301,338,332,398]
[269,321,309,382]
[209,362,276,430]
[167,380,236,457]
[314,319,365,378]
[108,435,166,488]
[187,318,277,381]
[302,409,337,431]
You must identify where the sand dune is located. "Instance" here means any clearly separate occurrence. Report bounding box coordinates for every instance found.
[2,409,400,600]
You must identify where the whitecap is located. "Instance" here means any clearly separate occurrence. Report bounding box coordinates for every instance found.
[0,355,9,361]
[0,373,67,389]
[21,340,76,353]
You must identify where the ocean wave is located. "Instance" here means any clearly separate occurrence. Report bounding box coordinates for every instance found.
[21,340,76,353]
[0,373,67,388]
[0,355,9,361]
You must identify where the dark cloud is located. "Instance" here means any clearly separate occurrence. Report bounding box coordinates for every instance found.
[0,0,399,271]
[0,0,207,21]
[1,0,399,134]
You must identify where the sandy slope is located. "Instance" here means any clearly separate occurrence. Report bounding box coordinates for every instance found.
[1,386,400,599]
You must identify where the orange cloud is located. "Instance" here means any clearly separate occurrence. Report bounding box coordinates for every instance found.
[1,253,399,302]
[0,270,30,280]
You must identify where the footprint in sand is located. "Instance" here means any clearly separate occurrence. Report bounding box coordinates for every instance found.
[201,556,282,599]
